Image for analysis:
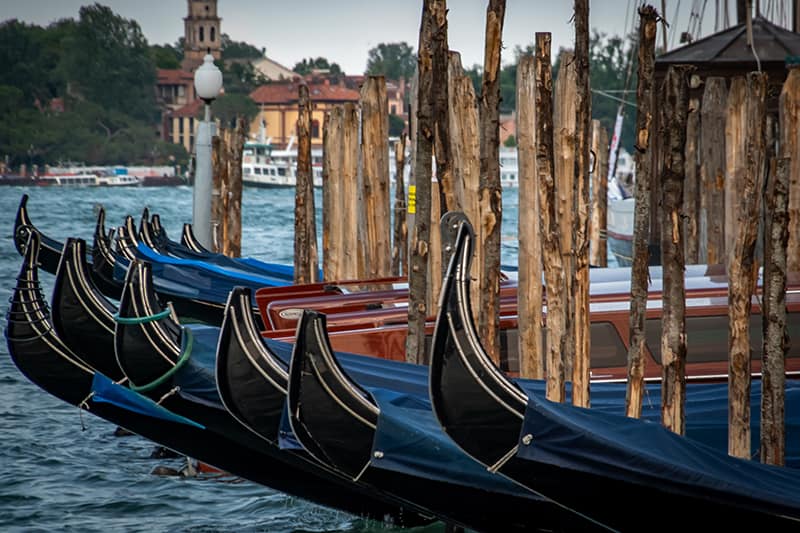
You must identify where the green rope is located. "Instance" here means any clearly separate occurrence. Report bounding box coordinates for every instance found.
[129,328,194,393]
[113,308,171,324]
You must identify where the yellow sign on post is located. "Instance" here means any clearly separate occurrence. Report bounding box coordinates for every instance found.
[408,185,416,214]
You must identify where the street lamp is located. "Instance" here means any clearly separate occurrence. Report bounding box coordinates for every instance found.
[193,53,223,249]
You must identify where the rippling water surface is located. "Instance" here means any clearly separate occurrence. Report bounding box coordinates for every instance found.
[0,185,526,532]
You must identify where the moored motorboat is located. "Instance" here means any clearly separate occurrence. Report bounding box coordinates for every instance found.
[429,217,800,531]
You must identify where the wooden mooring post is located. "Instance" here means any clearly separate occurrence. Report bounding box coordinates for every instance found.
[359,76,391,280]
[761,157,790,466]
[516,54,543,380]
[589,120,609,268]
[210,118,244,257]
[626,4,658,419]
[572,0,591,408]
[391,134,408,277]
[294,84,318,284]
[728,72,767,460]
[724,77,747,265]
[477,0,506,367]
[322,108,343,281]
[660,64,692,436]
[684,94,700,264]
[535,32,566,403]
[780,67,800,273]
[700,77,727,266]
[406,0,434,365]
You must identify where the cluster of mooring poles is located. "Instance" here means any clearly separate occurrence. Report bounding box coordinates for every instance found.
[234,0,798,469]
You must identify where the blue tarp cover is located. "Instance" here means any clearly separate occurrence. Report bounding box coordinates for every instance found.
[517,392,800,511]
[90,372,205,429]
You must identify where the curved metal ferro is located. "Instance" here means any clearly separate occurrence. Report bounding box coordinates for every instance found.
[13,194,67,275]
[429,217,528,468]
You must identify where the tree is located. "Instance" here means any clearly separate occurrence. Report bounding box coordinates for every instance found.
[293,57,342,76]
[208,93,258,127]
[388,113,406,137]
[150,43,181,69]
[365,42,416,81]
[59,3,157,121]
[220,33,263,60]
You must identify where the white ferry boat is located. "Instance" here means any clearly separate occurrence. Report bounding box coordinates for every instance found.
[35,173,141,187]
[242,140,323,188]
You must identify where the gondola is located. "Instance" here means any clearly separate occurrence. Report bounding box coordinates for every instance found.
[181,221,211,254]
[52,237,124,381]
[286,308,601,532]
[429,217,800,531]
[112,258,431,526]
[89,205,124,300]
[5,234,416,525]
[14,194,77,276]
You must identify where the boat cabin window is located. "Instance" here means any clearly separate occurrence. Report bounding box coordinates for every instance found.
[277,167,287,177]
[646,312,800,364]
[500,321,628,374]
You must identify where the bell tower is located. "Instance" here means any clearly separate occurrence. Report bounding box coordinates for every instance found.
[182,0,221,72]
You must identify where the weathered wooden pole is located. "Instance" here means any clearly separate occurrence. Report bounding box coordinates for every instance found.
[625,5,658,420]
[295,85,317,283]
[553,50,576,378]
[780,67,800,273]
[391,134,408,276]
[341,102,361,280]
[589,120,609,267]
[535,33,566,403]
[725,77,747,265]
[477,0,506,367]
[406,0,434,364]
[322,108,343,281]
[700,77,727,266]
[516,54,543,380]
[572,0,591,408]
[428,0,450,315]
[761,157,790,466]
[360,76,391,280]
[728,72,767,460]
[431,0,454,215]
[211,134,224,253]
[684,96,700,264]
[223,117,245,258]
[660,65,692,436]
[448,51,482,320]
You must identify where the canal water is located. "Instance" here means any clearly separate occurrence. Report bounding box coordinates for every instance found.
[0,185,526,532]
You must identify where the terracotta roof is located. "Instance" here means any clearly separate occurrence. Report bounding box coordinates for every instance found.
[171,98,203,117]
[157,68,194,85]
[250,82,360,105]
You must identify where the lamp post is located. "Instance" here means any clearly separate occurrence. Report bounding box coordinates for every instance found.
[193,53,223,250]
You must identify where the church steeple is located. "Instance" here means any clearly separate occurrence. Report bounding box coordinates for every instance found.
[182,0,221,72]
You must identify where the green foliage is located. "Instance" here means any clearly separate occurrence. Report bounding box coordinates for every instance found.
[208,93,258,127]
[365,42,416,81]
[504,135,517,148]
[0,5,188,167]
[221,60,266,95]
[150,43,181,69]
[60,4,157,121]
[221,33,263,59]
[466,32,636,151]
[293,57,342,76]
[388,114,406,137]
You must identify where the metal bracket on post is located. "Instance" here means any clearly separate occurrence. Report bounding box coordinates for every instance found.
[440,211,472,271]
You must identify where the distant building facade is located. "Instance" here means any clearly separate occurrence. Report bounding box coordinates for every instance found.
[249,80,360,148]
[182,0,222,72]
[251,57,299,81]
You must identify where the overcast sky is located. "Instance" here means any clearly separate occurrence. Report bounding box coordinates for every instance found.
[1,0,753,73]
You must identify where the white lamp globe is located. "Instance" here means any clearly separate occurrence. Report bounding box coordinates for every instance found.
[194,54,223,102]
